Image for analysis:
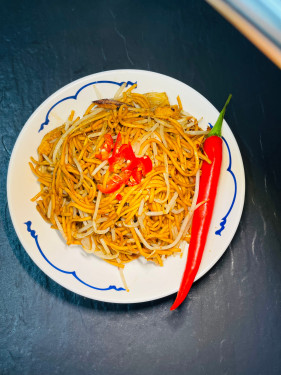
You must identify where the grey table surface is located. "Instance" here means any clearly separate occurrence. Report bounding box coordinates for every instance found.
[1,1,281,374]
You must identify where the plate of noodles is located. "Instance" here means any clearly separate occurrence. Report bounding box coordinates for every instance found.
[7,69,245,303]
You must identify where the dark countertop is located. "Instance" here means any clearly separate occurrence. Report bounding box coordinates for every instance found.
[1,1,281,374]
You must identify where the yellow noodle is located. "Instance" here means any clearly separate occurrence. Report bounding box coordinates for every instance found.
[30,86,208,269]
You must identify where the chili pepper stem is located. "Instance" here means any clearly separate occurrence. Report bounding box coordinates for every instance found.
[207,94,232,138]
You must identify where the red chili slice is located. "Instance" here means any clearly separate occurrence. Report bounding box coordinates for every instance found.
[97,170,132,194]
[126,170,140,186]
[138,156,153,174]
[109,142,137,172]
[97,132,153,193]
[108,133,122,165]
[95,134,114,160]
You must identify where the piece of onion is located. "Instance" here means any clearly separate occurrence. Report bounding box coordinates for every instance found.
[114,82,126,99]
[111,227,116,241]
[47,199,52,219]
[94,249,119,260]
[165,192,178,214]
[42,153,53,165]
[138,199,145,216]
[93,191,102,221]
[117,260,129,291]
[190,170,200,213]
[93,221,110,235]
[137,214,145,231]
[171,207,185,214]
[145,211,164,216]
[91,160,108,177]
[159,124,168,147]
[78,222,93,233]
[54,214,66,241]
[81,237,92,251]
[88,132,103,138]
[154,118,173,128]
[124,221,139,228]
[134,123,159,155]
[100,238,110,254]
[93,84,102,99]
[172,225,179,240]
[126,239,135,243]
[74,227,95,239]
[97,217,108,224]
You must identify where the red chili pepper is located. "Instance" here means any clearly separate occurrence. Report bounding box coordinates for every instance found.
[138,156,153,175]
[108,133,122,165]
[98,133,153,193]
[127,169,142,186]
[125,155,153,186]
[95,134,114,160]
[108,135,135,171]
[120,143,136,163]
[170,94,232,311]
[97,170,132,194]
[115,194,123,201]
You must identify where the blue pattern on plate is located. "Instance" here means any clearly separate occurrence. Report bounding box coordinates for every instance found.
[208,123,237,236]
[215,135,237,235]
[24,221,125,292]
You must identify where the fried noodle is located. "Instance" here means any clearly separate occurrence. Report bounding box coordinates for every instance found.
[30,84,210,274]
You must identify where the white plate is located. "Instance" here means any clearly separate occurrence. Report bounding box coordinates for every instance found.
[7,69,245,304]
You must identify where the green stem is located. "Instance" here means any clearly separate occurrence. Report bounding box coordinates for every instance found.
[207,94,232,138]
